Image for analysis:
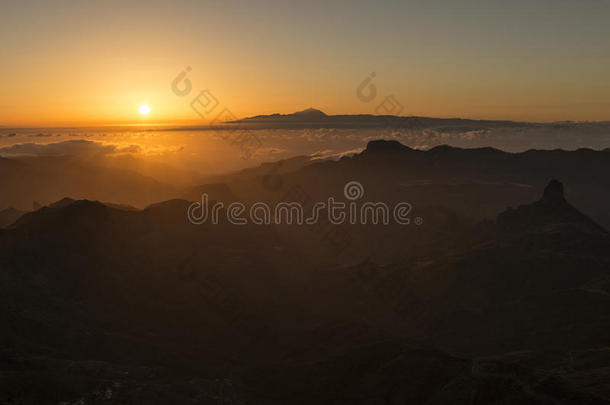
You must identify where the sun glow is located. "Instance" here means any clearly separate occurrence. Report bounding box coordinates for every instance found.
[138,104,151,115]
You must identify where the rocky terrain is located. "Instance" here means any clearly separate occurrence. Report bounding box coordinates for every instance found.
[1,140,610,404]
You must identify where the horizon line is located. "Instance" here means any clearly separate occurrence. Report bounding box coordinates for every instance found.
[2,110,610,129]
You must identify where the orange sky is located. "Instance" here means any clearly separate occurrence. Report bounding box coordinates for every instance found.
[1,0,609,126]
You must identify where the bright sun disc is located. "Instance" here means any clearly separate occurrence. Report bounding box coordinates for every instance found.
[138,104,151,115]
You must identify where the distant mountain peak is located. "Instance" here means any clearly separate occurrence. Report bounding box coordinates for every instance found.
[293,108,327,117]
[541,179,566,204]
[49,197,77,209]
[497,179,606,235]
[234,108,328,123]
[363,139,413,153]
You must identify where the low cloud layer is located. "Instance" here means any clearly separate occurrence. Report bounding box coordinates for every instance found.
[1,122,609,175]
[0,140,141,157]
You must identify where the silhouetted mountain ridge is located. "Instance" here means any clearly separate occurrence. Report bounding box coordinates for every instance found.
[0,155,177,211]
[2,146,610,403]
[497,179,608,236]
[0,207,26,228]
[229,109,532,130]
[363,139,415,153]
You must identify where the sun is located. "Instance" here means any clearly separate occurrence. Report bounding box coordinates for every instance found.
[138,104,151,115]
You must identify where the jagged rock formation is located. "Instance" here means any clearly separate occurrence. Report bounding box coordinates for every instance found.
[497,179,607,235]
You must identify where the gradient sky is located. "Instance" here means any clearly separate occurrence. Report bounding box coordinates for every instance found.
[1,0,609,125]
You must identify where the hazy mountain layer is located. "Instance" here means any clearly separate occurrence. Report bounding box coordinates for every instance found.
[1,177,609,403]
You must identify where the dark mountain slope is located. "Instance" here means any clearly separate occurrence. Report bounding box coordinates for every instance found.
[0,155,176,210]
[0,207,26,228]
[303,180,610,356]
[265,140,610,228]
[497,179,607,236]
[1,179,610,403]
